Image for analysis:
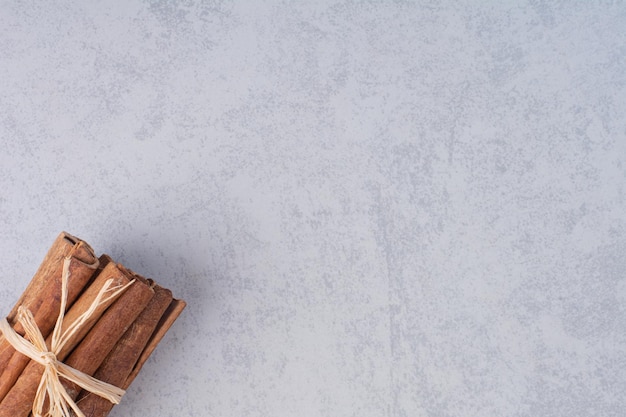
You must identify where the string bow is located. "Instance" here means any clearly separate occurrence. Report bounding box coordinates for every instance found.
[0,257,133,417]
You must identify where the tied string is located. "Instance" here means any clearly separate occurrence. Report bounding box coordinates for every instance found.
[0,257,134,417]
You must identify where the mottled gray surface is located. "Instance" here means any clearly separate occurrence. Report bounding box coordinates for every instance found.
[0,1,625,416]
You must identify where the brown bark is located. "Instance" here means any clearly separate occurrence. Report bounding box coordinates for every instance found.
[59,268,154,401]
[75,285,174,417]
[0,233,99,401]
[125,298,186,387]
[5,232,96,324]
[0,236,185,417]
[0,262,131,417]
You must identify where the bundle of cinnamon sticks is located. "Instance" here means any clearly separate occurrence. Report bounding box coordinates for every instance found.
[0,232,185,417]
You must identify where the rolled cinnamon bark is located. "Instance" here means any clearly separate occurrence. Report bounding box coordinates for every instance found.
[125,298,186,386]
[58,268,154,402]
[0,233,99,401]
[5,232,96,324]
[75,285,174,417]
[0,235,186,417]
[0,261,131,417]
[1,233,88,362]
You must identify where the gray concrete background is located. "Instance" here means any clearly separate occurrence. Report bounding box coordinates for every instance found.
[0,2,624,416]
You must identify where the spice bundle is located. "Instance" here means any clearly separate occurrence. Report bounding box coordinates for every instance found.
[0,232,186,417]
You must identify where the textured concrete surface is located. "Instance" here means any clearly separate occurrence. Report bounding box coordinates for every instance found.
[0,2,625,416]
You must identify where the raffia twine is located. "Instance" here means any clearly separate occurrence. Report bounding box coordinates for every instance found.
[0,257,134,417]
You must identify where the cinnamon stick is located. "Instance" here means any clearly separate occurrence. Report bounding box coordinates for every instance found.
[0,233,99,401]
[125,298,186,386]
[0,235,186,417]
[58,269,154,402]
[1,232,81,363]
[5,232,95,324]
[0,262,131,417]
[75,285,174,417]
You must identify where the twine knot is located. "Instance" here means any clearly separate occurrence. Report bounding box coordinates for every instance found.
[40,351,58,367]
[0,257,134,417]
